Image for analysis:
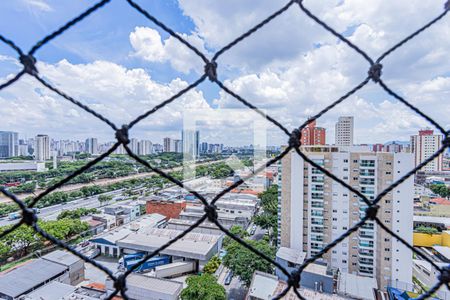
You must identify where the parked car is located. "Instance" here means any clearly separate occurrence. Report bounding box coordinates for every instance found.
[225,271,233,285]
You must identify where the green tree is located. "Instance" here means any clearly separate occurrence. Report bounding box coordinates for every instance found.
[181,274,226,300]
[223,239,275,286]
[430,184,450,199]
[415,226,439,234]
[57,208,98,220]
[253,185,278,241]
[203,255,221,274]
[98,194,112,206]
[223,225,249,248]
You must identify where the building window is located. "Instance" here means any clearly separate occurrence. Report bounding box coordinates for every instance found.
[344,159,348,163]
[385,248,390,252]
[385,257,390,261]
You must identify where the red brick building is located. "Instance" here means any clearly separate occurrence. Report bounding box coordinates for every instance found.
[300,119,326,145]
[146,199,187,219]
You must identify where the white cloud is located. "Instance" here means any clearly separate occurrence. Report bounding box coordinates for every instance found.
[0,59,211,141]
[129,27,206,74]
[22,0,52,12]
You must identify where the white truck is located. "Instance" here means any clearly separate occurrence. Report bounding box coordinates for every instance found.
[154,261,196,278]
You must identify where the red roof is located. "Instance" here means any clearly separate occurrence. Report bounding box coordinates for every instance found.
[430,198,450,205]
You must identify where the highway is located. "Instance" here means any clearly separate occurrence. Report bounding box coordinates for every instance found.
[0,189,125,227]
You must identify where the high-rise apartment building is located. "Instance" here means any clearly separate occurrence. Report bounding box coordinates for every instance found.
[85,138,98,155]
[163,137,174,152]
[182,130,200,159]
[173,139,182,153]
[335,116,354,146]
[301,120,326,146]
[35,134,50,161]
[411,129,443,172]
[129,138,139,154]
[138,140,153,155]
[200,142,208,154]
[0,131,18,158]
[280,146,414,289]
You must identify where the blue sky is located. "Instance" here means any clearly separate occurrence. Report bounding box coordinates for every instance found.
[0,0,448,145]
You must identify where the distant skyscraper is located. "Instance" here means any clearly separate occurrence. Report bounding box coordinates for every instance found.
[138,140,153,155]
[0,131,18,158]
[335,116,354,146]
[411,129,443,172]
[200,142,208,154]
[153,143,163,153]
[85,138,98,155]
[173,139,182,153]
[182,130,200,159]
[163,137,173,152]
[301,119,326,146]
[35,134,50,161]
[130,138,139,154]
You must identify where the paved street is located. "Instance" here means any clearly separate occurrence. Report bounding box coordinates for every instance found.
[217,266,247,300]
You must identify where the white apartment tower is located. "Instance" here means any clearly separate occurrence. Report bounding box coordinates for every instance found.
[410,129,443,172]
[280,146,414,289]
[35,134,50,161]
[182,130,200,160]
[335,116,354,146]
[138,140,153,155]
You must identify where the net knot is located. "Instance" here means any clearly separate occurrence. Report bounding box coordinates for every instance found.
[114,274,127,294]
[20,54,38,75]
[368,63,382,82]
[438,265,450,284]
[287,270,301,289]
[22,207,38,226]
[289,129,301,149]
[365,205,379,220]
[115,125,130,145]
[204,204,218,222]
[205,61,217,81]
[443,134,450,147]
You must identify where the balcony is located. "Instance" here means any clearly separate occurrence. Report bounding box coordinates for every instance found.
[359,171,375,177]
[359,267,374,275]
[359,258,374,266]
[358,250,374,257]
[311,202,324,208]
[359,241,374,248]
[360,160,375,167]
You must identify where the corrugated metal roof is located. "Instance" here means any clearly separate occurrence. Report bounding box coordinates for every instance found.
[42,250,81,266]
[0,259,67,298]
[21,281,75,300]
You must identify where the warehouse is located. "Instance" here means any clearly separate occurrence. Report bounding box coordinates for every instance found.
[0,259,68,300]
[106,273,183,300]
[117,228,222,269]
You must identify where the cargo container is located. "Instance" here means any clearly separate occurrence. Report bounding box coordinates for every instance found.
[154,261,196,278]
[123,253,171,272]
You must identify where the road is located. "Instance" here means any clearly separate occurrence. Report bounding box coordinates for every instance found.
[0,189,125,227]
[217,266,247,300]
[0,159,224,203]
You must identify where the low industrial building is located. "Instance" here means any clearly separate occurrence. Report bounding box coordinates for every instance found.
[0,162,46,173]
[179,204,252,229]
[274,247,377,299]
[166,218,223,235]
[146,198,187,219]
[105,273,183,300]
[104,202,141,224]
[90,214,167,257]
[246,271,347,300]
[20,282,110,300]
[0,259,69,300]
[117,228,222,269]
[42,250,85,285]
